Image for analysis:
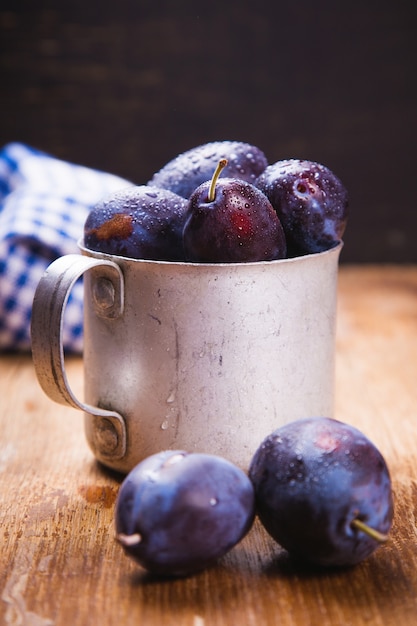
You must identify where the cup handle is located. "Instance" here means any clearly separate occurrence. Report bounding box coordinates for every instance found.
[31,254,127,461]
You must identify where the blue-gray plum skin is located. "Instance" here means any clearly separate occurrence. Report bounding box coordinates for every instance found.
[256,160,348,256]
[84,185,188,261]
[249,417,393,567]
[148,140,268,199]
[115,450,256,577]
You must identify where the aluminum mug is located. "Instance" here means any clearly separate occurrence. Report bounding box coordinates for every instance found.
[31,240,342,473]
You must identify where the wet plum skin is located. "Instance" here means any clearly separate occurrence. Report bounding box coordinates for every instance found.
[249,417,393,567]
[84,185,188,261]
[148,140,268,199]
[183,178,287,263]
[115,450,256,577]
[256,159,348,255]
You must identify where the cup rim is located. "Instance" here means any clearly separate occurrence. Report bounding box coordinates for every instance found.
[78,238,343,268]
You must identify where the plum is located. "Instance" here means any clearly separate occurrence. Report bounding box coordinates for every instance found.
[115,450,255,577]
[83,185,188,260]
[182,159,287,263]
[148,140,268,199]
[249,417,393,567]
[256,159,348,255]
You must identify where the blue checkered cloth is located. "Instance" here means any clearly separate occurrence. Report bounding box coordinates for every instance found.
[0,143,131,352]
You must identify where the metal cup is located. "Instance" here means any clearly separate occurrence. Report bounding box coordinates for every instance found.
[31,240,342,473]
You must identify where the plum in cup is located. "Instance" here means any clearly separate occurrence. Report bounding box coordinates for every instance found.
[84,185,188,260]
[249,417,393,567]
[148,140,268,199]
[256,159,348,255]
[182,159,287,263]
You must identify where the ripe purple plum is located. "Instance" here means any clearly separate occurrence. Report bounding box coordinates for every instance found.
[182,159,287,263]
[256,159,348,255]
[148,140,268,199]
[249,417,393,567]
[84,185,188,260]
[115,450,255,577]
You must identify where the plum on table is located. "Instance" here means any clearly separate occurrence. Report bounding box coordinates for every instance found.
[115,450,255,577]
[249,417,393,567]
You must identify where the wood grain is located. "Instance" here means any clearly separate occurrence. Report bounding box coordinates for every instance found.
[1,265,417,625]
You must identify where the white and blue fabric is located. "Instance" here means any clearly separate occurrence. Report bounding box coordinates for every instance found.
[0,142,131,353]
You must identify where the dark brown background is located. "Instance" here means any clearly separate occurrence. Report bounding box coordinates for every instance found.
[1,0,415,262]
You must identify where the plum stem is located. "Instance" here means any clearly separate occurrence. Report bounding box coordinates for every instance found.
[116,532,142,547]
[207,159,228,202]
[351,518,389,543]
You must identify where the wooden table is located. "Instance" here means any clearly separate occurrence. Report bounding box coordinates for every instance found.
[1,265,417,625]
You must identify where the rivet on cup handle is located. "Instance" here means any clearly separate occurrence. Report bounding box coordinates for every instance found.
[30,254,127,461]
